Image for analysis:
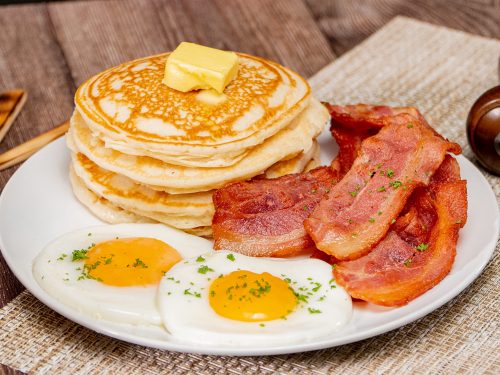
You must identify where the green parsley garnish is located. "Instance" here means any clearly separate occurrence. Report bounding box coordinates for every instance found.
[198,265,214,274]
[416,243,429,251]
[407,123,414,128]
[294,292,309,303]
[71,249,89,261]
[308,307,322,314]
[386,168,394,178]
[57,254,67,261]
[403,258,412,267]
[226,253,236,262]
[378,211,383,216]
[303,205,309,211]
[310,282,322,292]
[389,180,402,189]
[196,256,205,262]
[349,191,358,197]
[369,218,375,223]
[132,258,148,268]
[377,186,386,192]
[259,323,265,327]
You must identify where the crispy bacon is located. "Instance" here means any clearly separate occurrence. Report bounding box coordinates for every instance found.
[334,156,467,306]
[212,167,338,257]
[328,104,424,176]
[304,112,461,260]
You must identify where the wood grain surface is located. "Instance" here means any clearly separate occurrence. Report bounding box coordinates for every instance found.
[0,1,499,373]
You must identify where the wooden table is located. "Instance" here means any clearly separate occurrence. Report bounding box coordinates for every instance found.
[0,1,498,373]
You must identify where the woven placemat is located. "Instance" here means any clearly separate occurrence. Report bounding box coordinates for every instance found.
[1,16,499,374]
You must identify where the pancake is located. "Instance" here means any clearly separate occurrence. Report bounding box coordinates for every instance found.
[69,98,328,194]
[69,166,153,224]
[71,152,214,217]
[75,53,310,168]
[70,166,212,236]
[265,140,319,178]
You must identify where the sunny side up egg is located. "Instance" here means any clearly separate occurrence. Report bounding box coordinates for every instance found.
[159,251,353,346]
[32,224,212,326]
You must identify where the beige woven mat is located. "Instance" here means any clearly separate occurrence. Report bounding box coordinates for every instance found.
[1,16,499,375]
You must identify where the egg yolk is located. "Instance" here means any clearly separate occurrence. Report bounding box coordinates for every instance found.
[209,270,297,322]
[83,237,181,286]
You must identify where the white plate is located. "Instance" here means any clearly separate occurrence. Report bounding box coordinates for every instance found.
[0,131,498,356]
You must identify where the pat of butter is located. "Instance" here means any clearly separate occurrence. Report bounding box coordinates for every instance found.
[163,42,238,94]
[195,89,228,105]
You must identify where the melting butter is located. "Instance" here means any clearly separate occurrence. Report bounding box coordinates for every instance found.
[195,89,228,105]
[163,42,238,94]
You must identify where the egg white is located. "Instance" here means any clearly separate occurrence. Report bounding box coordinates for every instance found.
[32,224,212,326]
[159,251,352,346]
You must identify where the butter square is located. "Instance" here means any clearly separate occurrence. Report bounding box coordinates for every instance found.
[163,42,238,93]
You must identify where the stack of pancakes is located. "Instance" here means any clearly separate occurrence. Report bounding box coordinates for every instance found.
[67,53,329,236]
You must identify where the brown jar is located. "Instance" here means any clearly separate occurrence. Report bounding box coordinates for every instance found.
[466,85,500,176]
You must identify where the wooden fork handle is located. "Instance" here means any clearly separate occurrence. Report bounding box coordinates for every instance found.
[0,121,69,171]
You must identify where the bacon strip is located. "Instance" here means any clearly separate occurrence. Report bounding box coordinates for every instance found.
[212,167,338,257]
[304,112,461,260]
[328,104,423,176]
[334,156,467,306]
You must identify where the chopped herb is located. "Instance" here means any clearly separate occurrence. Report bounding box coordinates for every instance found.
[284,277,292,284]
[184,289,193,296]
[311,189,317,193]
[210,290,216,297]
[87,233,92,237]
[318,295,326,301]
[351,233,358,238]
[294,292,309,303]
[226,253,236,262]
[376,163,383,169]
[378,211,383,216]
[167,292,172,295]
[194,292,201,298]
[347,219,353,224]
[57,254,67,261]
[132,258,148,268]
[325,189,330,193]
[105,257,113,265]
[407,123,414,128]
[303,205,309,211]
[196,256,205,262]
[386,168,394,178]
[331,264,337,270]
[259,323,265,327]
[391,219,396,224]
[71,249,89,261]
[369,171,376,178]
[403,258,413,267]
[311,282,321,292]
[308,307,322,314]
[369,218,375,223]
[416,243,429,251]
[377,186,386,192]
[198,265,214,274]
[349,191,358,197]
[389,180,402,189]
